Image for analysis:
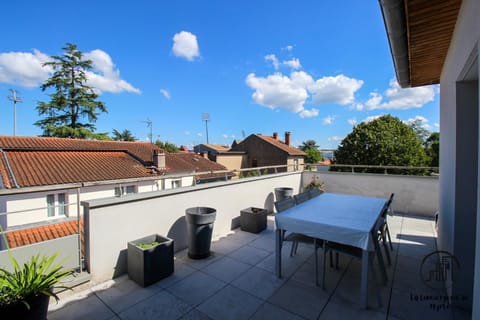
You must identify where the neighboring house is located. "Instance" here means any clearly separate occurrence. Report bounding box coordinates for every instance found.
[229,132,305,172]
[0,136,229,229]
[193,144,230,161]
[193,143,246,173]
[380,0,479,314]
[168,152,235,184]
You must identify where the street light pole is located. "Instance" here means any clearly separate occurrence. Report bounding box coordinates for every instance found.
[202,113,210,144]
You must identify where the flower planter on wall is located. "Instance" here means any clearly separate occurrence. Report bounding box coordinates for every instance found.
[127,234,174,287]
[240,207,268,233]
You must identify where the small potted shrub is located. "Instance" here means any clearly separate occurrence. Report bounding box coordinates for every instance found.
[128,234,174,287]
[0,250,73,320]
[240,207,268,233]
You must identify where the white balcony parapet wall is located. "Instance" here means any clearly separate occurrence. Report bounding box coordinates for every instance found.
[82,172,302,283]
[82,169,439,283]
[303,171,438,217]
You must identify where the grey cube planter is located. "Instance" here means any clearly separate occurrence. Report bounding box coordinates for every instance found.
[128,234,174,287]
[240,207,268,233]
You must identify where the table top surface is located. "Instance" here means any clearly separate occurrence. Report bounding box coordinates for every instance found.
[275,193,386,250]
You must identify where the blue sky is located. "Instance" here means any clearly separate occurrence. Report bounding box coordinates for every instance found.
[0,0,439,149]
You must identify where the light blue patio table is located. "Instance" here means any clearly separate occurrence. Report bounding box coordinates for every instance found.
[275,192,386,308]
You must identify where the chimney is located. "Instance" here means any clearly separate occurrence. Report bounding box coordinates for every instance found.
[285,131,291,146]
[153,149,166,169]
[273,132,278,140]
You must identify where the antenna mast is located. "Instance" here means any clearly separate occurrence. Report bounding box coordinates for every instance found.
[7,89,22,136]
[142,118,153,144]
[202,113,210,144]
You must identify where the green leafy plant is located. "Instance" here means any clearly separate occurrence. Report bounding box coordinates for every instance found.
[137,241,160,249]
[305,175,325,191]
[0,227,73,309]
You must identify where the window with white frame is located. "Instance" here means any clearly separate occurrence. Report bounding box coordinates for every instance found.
[114,185,137,197]
[46,193,68,218]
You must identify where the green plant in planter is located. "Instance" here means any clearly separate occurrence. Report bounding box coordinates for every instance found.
[137,241,160,249]
[0,227,73,317]
[305,175,325,191]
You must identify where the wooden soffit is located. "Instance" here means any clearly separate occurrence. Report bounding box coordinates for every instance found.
[405,0,462,87]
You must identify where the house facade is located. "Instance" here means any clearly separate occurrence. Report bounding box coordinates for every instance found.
[229,132,305,172]
[380,0,479,315]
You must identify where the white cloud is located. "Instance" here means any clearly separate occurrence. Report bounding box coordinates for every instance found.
[348,118,357,126]
[434,122,439,128]
[299,108,319,118]
[265,54,280,70]
[309,74,364,105]
[283,58,301,70]
[184,130,191,135]
[282,45,294,51]
[361,115,383,123]
[265,55,301,70]
[160,89,171,99]
[172,31,200,61]
[84,50,140,94]
[357,79,435,110]
[0,48,139,94]
[328,136,343,142]
[322,115,335,125]
[0,49,52,87]
[197,132,203,137]
[246,70,364,118]
[245,71,313,114]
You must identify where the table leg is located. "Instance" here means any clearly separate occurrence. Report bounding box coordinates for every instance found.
[361,250,369,308]
[275,229,282,278]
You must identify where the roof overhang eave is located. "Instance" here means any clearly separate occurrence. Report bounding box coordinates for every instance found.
[379,0,411,88]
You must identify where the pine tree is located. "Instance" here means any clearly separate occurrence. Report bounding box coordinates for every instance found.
[35,43,107,138]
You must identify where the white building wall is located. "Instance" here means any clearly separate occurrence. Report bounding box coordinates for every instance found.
[438,0,480,314]
[1,176,195,227]
[304,171,438,217]
[83,173,302,283]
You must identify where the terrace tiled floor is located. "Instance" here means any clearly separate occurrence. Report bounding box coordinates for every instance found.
[48,214,460,320]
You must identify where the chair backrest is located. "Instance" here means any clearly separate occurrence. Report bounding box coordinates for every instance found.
[380,201,390,219]
[294,192,310,205]
[274,197,295,212]
[386,193,394,215]
[307,188,324,198]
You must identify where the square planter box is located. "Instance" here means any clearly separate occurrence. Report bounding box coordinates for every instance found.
[240,207,268,233]
[128,234,174,287]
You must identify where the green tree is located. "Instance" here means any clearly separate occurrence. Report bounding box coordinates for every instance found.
[424,132,440,167]
[299,139,324,164]
[334,115,428,173]
[35,43,107,138]
[112,129,137,141]
[155,140,179,153]
[300,140,319,151]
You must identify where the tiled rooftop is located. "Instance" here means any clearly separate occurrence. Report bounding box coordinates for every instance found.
[7,218,83,251]
[47,214,464,320]
[256,135,306,156]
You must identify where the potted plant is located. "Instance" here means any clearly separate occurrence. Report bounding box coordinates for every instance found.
[0,242,73,320]
[240,207,268,233]
[127,234,174,287]
[305,175,325,191]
